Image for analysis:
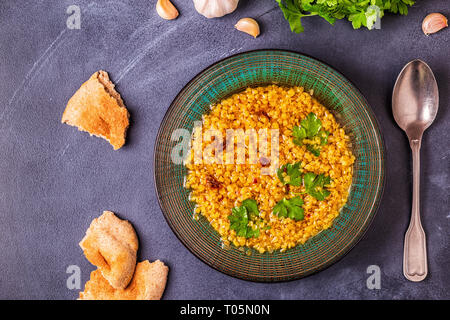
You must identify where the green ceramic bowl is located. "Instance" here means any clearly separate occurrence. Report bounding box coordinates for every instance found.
[154,50,385,282]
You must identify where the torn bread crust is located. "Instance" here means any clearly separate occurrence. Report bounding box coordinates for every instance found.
[62,70,129,150]
[79,260,169,300]
[79,211,138,290]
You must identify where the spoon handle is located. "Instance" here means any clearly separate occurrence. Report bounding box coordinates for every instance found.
[403,139,428,282]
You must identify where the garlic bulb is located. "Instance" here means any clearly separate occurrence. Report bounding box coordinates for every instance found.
[193,0,239,18]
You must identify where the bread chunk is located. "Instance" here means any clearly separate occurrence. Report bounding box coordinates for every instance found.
[79,260,169,300]
[62,71,129,150]
[79,211,138,289]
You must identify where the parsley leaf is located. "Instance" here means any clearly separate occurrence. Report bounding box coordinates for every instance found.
[277,0,415,33]
[306,145,321,157]
[277,162,303,186]
[228,199,266,239]
[365,5,379,30]
[273,196,305,221]
[292,112,329,156]
[300,112,322,138]
[242,199,259,217]
[319,130,330,145]
[303,172,332,201]
[292,125,307,145]
[275,0,307,33]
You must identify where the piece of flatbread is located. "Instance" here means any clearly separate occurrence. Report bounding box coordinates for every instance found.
[79,211,138,289]
[61,70,129,150]
[79,260,169,300]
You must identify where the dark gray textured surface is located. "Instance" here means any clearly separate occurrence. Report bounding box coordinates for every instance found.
[0,0,449,300]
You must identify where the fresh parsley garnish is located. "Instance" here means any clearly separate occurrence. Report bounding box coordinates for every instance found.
[229,206,250,238]
[228,199,266,239]
[275,0,307,33]
[241,199,260,217]
[292,112,329,156]
[306,145,320,157]
[318,129,330,145]
[303,172,332,201]
[301,112,322,137]
[276,0,416,33]
[277,162,302,186]
[273,196,305,221]
[292,125,307,146]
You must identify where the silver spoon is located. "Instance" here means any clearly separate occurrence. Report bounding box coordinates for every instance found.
[392,59,439,282]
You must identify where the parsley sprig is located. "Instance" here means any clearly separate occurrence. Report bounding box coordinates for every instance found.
[273,196,305,221]
[276,0,415,33]
[272,171,332,221]
[292,112,329,156]
[228,199,268,239]
[276,162,333,201]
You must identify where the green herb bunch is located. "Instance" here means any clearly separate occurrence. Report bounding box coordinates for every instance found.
[276,0,415,33]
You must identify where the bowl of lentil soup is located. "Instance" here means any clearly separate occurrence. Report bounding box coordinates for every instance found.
[154,50,384,281]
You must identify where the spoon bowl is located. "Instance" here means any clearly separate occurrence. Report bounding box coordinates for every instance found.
[392,59,439,282]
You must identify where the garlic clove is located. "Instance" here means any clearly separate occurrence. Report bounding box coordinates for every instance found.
[193,0,239,19]
[156,0,179,20]
[235,18,260,38]
[422,13,448,35]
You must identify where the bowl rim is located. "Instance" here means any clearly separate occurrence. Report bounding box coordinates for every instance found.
[153,48,386,282]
